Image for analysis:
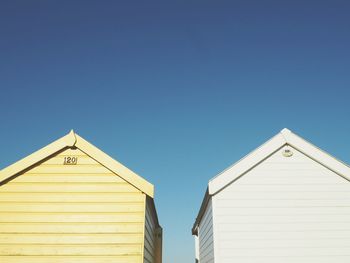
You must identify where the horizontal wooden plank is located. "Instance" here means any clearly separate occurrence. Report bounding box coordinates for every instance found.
[0,203,144,213]
[214,213,350,224]
[215,207,350,216]
[0,193,144,203]
[219,238,350,248]
[0,183,140,193]
[219,247,350,257]
[243,146,332,171]
[0,222,144,233]
[217,191,350,200]
[257,164,323,171]
[26,165,112,174]
[0,213,144,223]
[220,256,350,263]
[221,184,350,192]
[0,255,141,263]
[216,199,350,208]
[13,175,126,183]
[0,244,142,256]
[236,176,347,185]
[217,222,350,232]
[218,229,350,239]
[0,233,143,244]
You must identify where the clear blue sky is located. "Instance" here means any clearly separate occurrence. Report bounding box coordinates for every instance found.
[1,1,350,262]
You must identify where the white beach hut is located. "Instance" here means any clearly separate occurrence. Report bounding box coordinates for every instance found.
[192,128,350,263]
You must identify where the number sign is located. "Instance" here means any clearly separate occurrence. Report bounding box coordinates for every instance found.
[63,156,78,165]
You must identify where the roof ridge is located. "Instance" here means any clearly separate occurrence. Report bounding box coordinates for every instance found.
[280,127,291,143]
[0,131,154,197]
[66,129,77,147]
[208,128,350,195]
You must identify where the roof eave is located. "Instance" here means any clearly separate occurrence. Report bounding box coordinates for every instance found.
[192,188,210,236]
[208,131,287,195]
[281,129,350,181]
[74,134,154,198]
[194,128,350,234]
[209,128,350,195]
[0,130,76,183]
[0,131,155,198]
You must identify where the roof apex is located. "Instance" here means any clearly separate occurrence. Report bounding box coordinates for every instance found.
[208,129,350,195]
[0,131,154,197]
[280,127,291,135]
[280,128,292,143]
[66,129,77,147]
[193,129,350,233]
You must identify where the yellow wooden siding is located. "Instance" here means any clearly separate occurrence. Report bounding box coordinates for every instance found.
[0,148,146,263]
[0,256,141,263]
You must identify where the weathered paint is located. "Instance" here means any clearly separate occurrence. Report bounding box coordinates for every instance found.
[0,132,161,263]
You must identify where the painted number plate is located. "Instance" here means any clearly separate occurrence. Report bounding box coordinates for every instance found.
[63,156,78,165]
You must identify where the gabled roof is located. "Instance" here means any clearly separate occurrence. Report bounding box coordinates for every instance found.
[0,130,154,197]
[209,128,350,195]
[192,128,350,235]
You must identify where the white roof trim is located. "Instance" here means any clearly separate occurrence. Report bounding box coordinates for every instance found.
[208,128,350,195]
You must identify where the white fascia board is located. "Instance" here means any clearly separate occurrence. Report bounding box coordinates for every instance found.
[283,130,350,180]
[208,132,287,195]
[208,128,350,196]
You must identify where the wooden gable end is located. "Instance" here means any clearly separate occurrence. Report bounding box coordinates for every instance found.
[0,144,146,263]
[213,145,350,262]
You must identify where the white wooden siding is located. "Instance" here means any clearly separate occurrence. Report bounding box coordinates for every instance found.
[214,146,350,263]
[144,197,156,263]
[198,199,214,263]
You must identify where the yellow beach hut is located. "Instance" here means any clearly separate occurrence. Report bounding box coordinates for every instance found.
[0,131,162,263]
